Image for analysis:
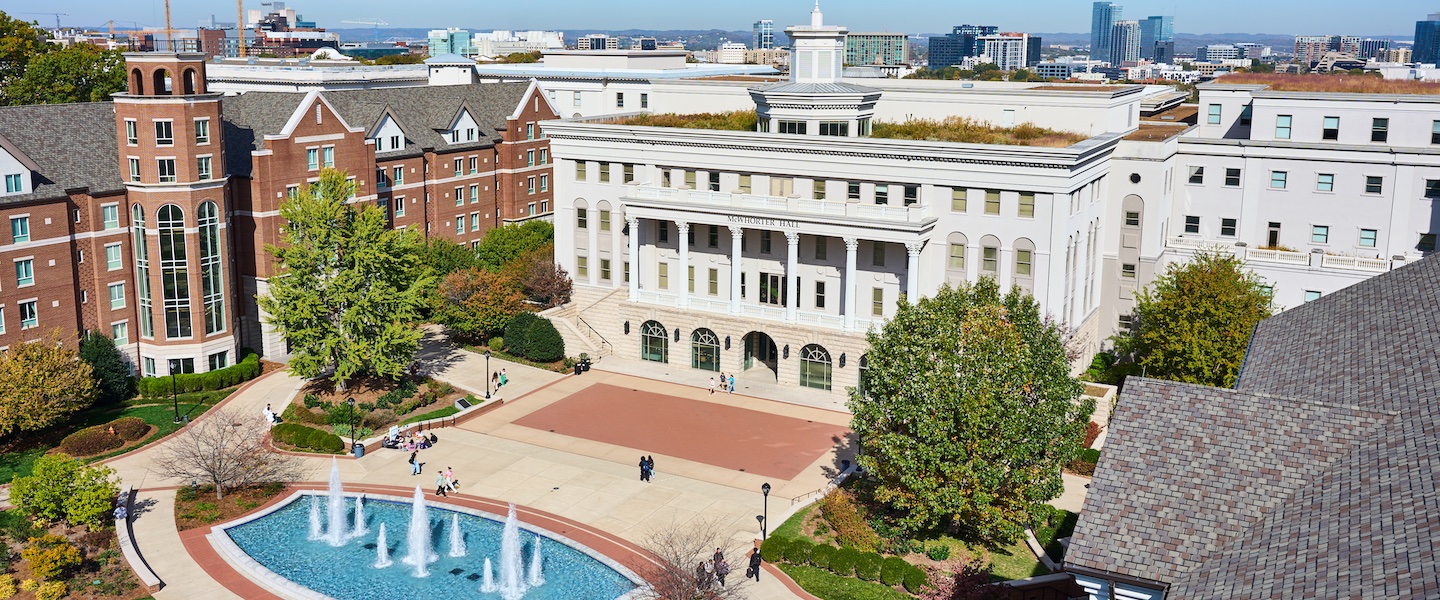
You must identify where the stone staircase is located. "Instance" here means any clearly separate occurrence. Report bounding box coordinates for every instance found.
[542,286,623,360]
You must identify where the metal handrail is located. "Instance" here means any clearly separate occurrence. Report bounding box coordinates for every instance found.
[576,313,613,355]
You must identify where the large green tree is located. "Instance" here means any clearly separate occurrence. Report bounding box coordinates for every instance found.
[848,279,1092,544]
[476,220,553,271]
[0,12,49,95]
[260,169,434,389]
[78,331,132,404]
[4,44,125,105]
[1113,250,1272,388]
[0,331,98,436]
[434,267,525,341]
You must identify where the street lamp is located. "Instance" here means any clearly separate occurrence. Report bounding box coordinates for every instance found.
[346,397,357,455]
[483,350,492,399]
[761,482,771,540]
[169,359,181,423]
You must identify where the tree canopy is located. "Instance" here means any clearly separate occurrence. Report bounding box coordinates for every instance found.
[79,331,132,404]
[259,168,434,389]
[476,220,553,271]
[848,279,1091,544]
[434,267,525,341]
[0,331,98,436]
[4,44,125,105]
[1113,250,1273,388]
[0,12,49,93]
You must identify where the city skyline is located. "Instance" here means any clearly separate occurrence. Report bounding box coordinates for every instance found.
[10,1,1427,37]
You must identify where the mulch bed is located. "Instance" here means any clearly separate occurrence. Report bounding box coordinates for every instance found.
[174,483,289,532]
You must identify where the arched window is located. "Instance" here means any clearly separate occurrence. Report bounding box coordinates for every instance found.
[573,198,589,234]
[152,69,172,95]
[198,201,225,335]
[640,320,668,363]
[691,328,720,371]
[130,68,143,95]
[799,344,832,390]
[857,353,870,397]
[157,204,192,338]
[131,204,154,338]
[183,68,197,95]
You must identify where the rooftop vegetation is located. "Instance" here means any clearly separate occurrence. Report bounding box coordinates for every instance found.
[611,110,758,130]
[1216,73,1440,95]
[870,117,1087,147]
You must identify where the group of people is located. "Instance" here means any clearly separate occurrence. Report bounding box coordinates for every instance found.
[385,425,436,452]
[696,548,732,589]
[261,404,282,426]
[491,369,509,391]
[434,466,460,497]
[638,455,657,482]
[708,373,737,395]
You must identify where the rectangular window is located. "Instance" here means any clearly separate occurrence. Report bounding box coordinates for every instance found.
[395,198,405,217]
[129,158,140,182]
[540,175,548,192]
[575,162,587,181]
[143,357,155,377]
[813,181,826,200]
[112,322,128,345]
[454,158,463,174]
[709,225,719,248]
[819,121,849,136]
[871,288,883,316]
[847,182,861,201]
[1207,104,1221,124]
[708,172,720,192]
[1359,228,1378,248]
[948,243,965,269]
[778,120,807,134]
[815,281,826,309]
[125,120,137,145]
[154,120,173,145]
[903,185,918,206]
[624,164,636,184]
[1317,173,1334,192]
[1240,104,1252,126]
[1322,116,1339,140]
[1188,166,1205,184]
[1185,215,1200,234]
[1125,211,1141,227]
[105,244,122,270]
[981,246,998,273]
[1427,180,1440,198]
[527,150,535,167]
[657,262,668,289]
[761,231,772,254]
[1371,118,1388,142]
[624,261,630,283]
[1122,263,1137,278]
[157,159,176,183]
[599,163,611,183]
[1365,176,1383,195]
[527,123,535,140]
[1221,218,1238,237]
[600,259,611,281]
[19,300,36,329]
[1433,120,1440,145]
[527,176,536,194]
[872,242,885,266]
[393,166,403,185]
[1018,192,1035,217]
[1270,171,1288,189]
[1276,115,1292,139]
[1311,225,1330,244]
[307,148,319,171]
[208,352,227,371]
[576,256,588,277]
[599,209,611,231]
[640,93,649,109]
[814,237,826,260]
[709,268,718,295]
[1015,249,1032,276]
[1304,290,1321,302]
[471,213,480,232]
[573,91,582,107]
[539,149,548,165]
[287,185,299,200]
[454,187,464,207]
[688,265,695,293]
[576,208,588,229]
[658,222,669,244]
[15,259,33,286]
[109,282,126,309]
[470,184,479,204]
[1420,233,1438,252]
[455,219,464,235]
[469,157,478,174]
[874,184,889,205]
[195,118,210,144]
[615,93,624,108]
[984,190,1001,215]
[197,156,212,180]
[322,146,334,168]
[102,205,120,230]
[951,188,967,212]
[738,174,751,193]
[1224,168,1241,187]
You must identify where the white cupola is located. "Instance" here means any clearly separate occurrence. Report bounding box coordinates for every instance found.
[749,2,882,137]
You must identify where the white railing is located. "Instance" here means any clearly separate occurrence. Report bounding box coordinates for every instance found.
[796,311,846,328]
[739,194,788,210]
[1247,248,1310,266]
[1321,254,1388,272]
[688,297,732,313]
[795,198,847,216]
[740,304,787,321]
[635,289,677,305]
[1166,236,1231,250]
[851,317,887,332]
[627,186,928,224]
[633,290,861,332]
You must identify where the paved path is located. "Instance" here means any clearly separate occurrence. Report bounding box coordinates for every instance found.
[1049,472,1091,513]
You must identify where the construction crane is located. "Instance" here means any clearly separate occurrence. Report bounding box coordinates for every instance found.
[19,12,68,30]
[236,0,248,57]
[163,0,173,52]
[341,18,388,42]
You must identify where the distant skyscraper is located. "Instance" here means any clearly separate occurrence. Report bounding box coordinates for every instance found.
[1138,15,1173,60]
[1110,20,1140,64]
[1027,36,1043,67]
[1415,13,1440,64]
[753,20,775,50]
[1091,2,1122,60]
[928,24,997,67]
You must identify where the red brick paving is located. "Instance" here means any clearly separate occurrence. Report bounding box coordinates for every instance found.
[512,383,851,480]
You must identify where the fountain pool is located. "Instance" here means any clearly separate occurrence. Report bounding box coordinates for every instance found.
[219,492,640,600]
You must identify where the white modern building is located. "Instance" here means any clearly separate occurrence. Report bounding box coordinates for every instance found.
[718,42,749,64]
[979,34,1031,72]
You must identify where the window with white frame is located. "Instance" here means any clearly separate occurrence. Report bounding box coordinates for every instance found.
[1275,115,1292,139]
[1184,215,1200,234]
[454,186,463,207]
[1311,225,1330,244]
[1207,104,1221,124]
[106,243,122,270]
[102,205,120,230]
[11,216,28,243]
[157,159,176,183]
[15,258,33,286]
[195,118,210,144]
[1224,168,1241,187]
[392,166,403,185]
[322,146,335,168]
[1316,173,1334,192]
[470,213,480,232]
[4,173,27,193]
[1359,228,1377,248]
[154,120,173,145]
[1220,218,1237,237]
[469,156,478,174]
[539,175,548,192]
[395,197,405,217]
[19,300,36,329]
[109,282,126,309]
[128,158,140,182]
[125,119,137,145]
[573,91,582,106]
[1270,171,1287,189]
[454,158,463,173]
[197,156,212,180]
[112,321,128,345]
[307,148,319,171]
[1304,290,1321,302]
[527,176,536,194]
[1188,166,1204,184]
[1322,116,1339,140]
[469,184,478,204]
[455,218,463,235]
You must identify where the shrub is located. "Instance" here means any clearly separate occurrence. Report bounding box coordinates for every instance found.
[855,552,883,581]
[21,535,82,580]
[784,538,813,565]
[271,424,344,454]
[880,556,908,586]
[376,379,419,407]
[818,489,880,552]
[11,454,118,527]
[58,426,123,456]
[902,564,930,594]
[433,381,455,397]
[137,350,260,397]
[364,409,397,428]
[324,402,362,427]
[35,581,64,600]
[504,312,540,358]
[808,544,834,570]
[0,574,15,598]
[1082,421,1102,448]
[828,547,858,577]
[524,318,565,362]
[332,424,373,440]
[302,393,323,409]
[759,536,789,563]
[319,432,346,453]
[110,417,149,441]
[18,579,36,592]
[488,336,504,351]
[925,544,951,561]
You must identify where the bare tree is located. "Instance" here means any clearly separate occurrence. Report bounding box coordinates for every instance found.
[635,518,750,600]
[153,407,305,500]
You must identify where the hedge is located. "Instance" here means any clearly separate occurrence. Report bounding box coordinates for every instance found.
[138,349,260,397]
[111,417,149,441]
[785,539,814,565]
[902,564,929,594]
[524,317,565,362]
[828,547,859,578]
[58,427,123,456]
[854,552,883,582]
[504,313,540,359]
[759,536,790,564]
[808,544,834,570]
[271,423,344,454]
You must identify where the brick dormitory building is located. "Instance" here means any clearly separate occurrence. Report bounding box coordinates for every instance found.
[0,52,557,375]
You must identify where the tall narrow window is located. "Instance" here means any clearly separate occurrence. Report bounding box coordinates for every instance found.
[599,163,611,183]
[125,120,137,145]
[657,262,669,289]
[1018,193,1035,217]
[625,164,636,184]
[14,259,33,286]
[105,244,122,270]
[197,156,212,180]
[109,282,126,309]
[1015,250,1032,276]
[982,246,998,273]
[599,210,611,231]
[577,208,588,229]
[708,172,720,192]
[872,242,885,266]
[158,205,192,338]
[984,190,1001,215]
[307,148,319,171]
[197,201,225,334]
[948,243,965,269]
[576,256,588,277]
[132,204,153,338]
[1206,104,1221,124]
[951,188,967,212]
[871,288,883,316]
[393,166,403,185]
[129,158,140,182]
[322,146,335,168]
[1322,116,1339,140]
[1275,115,1292,140]
[874,184,889,205]
[1371,118,1388,142]
[195,118,210,144]
[600,259,611,281]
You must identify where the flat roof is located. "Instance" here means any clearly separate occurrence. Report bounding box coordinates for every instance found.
[1123,123,1188,142]
[1207,73,1440,95]
[471,62,779,80]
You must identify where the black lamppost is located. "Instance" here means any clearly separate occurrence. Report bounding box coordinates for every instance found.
[346,397,357,455]
[483,350,492,399]
[169,359,181,423]
[761,482,771,539]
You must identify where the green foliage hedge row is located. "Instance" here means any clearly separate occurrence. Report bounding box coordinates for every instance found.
[137,350,260,397]
[760,536,928,592]
[57,427,123,456]
[503,313,565,363]
[111,416,148,441]
[271,423,345,454]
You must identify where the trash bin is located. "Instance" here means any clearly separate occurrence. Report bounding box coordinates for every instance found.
[582,359,592,372]
[573,363,583,376]
[352,443,364,458]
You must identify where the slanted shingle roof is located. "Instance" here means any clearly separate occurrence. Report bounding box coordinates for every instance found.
[321,83,532,156]
[0,102,123,205]
[220,92,309,177]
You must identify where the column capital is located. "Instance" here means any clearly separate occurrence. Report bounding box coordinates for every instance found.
[626,216,639,227]
[785,231,800,245]
[906,241,923,256]
[729,225,745,238]
[675,221,690,232]
[844,237,860,251]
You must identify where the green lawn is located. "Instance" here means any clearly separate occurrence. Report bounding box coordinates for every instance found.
[772,504,815,540]
[777,564,913,600]
[925,535,1046,581]
[400,405,461,426]
[0,447,46,485]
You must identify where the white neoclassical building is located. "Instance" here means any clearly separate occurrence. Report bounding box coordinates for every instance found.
[542,6,1438,399]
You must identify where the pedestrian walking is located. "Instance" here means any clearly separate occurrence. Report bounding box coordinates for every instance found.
[444,467,457,491]
[409,451,421,475]
[696,562,712,590]
[646,455,656,480]
[500,368,508,387]
[747,547,763,581]
[639,455,650,482]
[435,472,449,497]
[728,373,735,394]
[716,558,730,587]
[708,377,716,395]
[714,547,725,564]
[492,372,499,390]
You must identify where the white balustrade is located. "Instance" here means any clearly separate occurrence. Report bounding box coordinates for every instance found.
[795,199,847,216]
[1247,248,1310,266]
[1321,254,1388,272]
[796,311,846,328]
[628,186,921,223]
[635,289,678,305]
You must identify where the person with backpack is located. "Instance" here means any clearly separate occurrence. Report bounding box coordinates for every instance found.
[409,451,421,475]
[747,547,763,581]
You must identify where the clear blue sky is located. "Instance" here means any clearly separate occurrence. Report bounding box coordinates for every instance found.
[2,0,1428,36]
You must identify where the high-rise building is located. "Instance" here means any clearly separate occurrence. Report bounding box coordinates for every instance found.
[1110,20,1140,65]
[1027,36,1043,68]
[753,20,775,50]
[1416,13,1440,64]
[1154,41,1175,64]
[1357,39,1390,60]
[1091,2,1122,61]
[428,28,473,56]
[1294,35,1332,67]
[928,24,997,68]
[979,33,1030,71]
[844,32,910,65]
[1138,15,1173,60]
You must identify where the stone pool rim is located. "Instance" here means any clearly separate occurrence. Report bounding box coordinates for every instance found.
[206,489,648,600]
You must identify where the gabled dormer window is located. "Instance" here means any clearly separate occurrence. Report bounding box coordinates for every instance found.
[3,173,23,194]
[390,135,400,149]
[466,128,475,141]
[451,131,460,143]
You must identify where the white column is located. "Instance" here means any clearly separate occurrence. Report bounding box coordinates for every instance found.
[844,237,858,331]
[730,226,744,315]
[627,216,640,302]
[676,221,690,308]
[785,231,800,322]
[906,241,922,301]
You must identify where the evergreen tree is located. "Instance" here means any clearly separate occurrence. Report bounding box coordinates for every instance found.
[848,279,1091,544]
[259,169,434,390]
[78,332,131,404]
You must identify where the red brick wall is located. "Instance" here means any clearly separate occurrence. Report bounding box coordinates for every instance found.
[499,86,557,222]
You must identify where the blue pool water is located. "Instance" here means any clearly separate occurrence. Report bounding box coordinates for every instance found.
[224,495,637,600]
